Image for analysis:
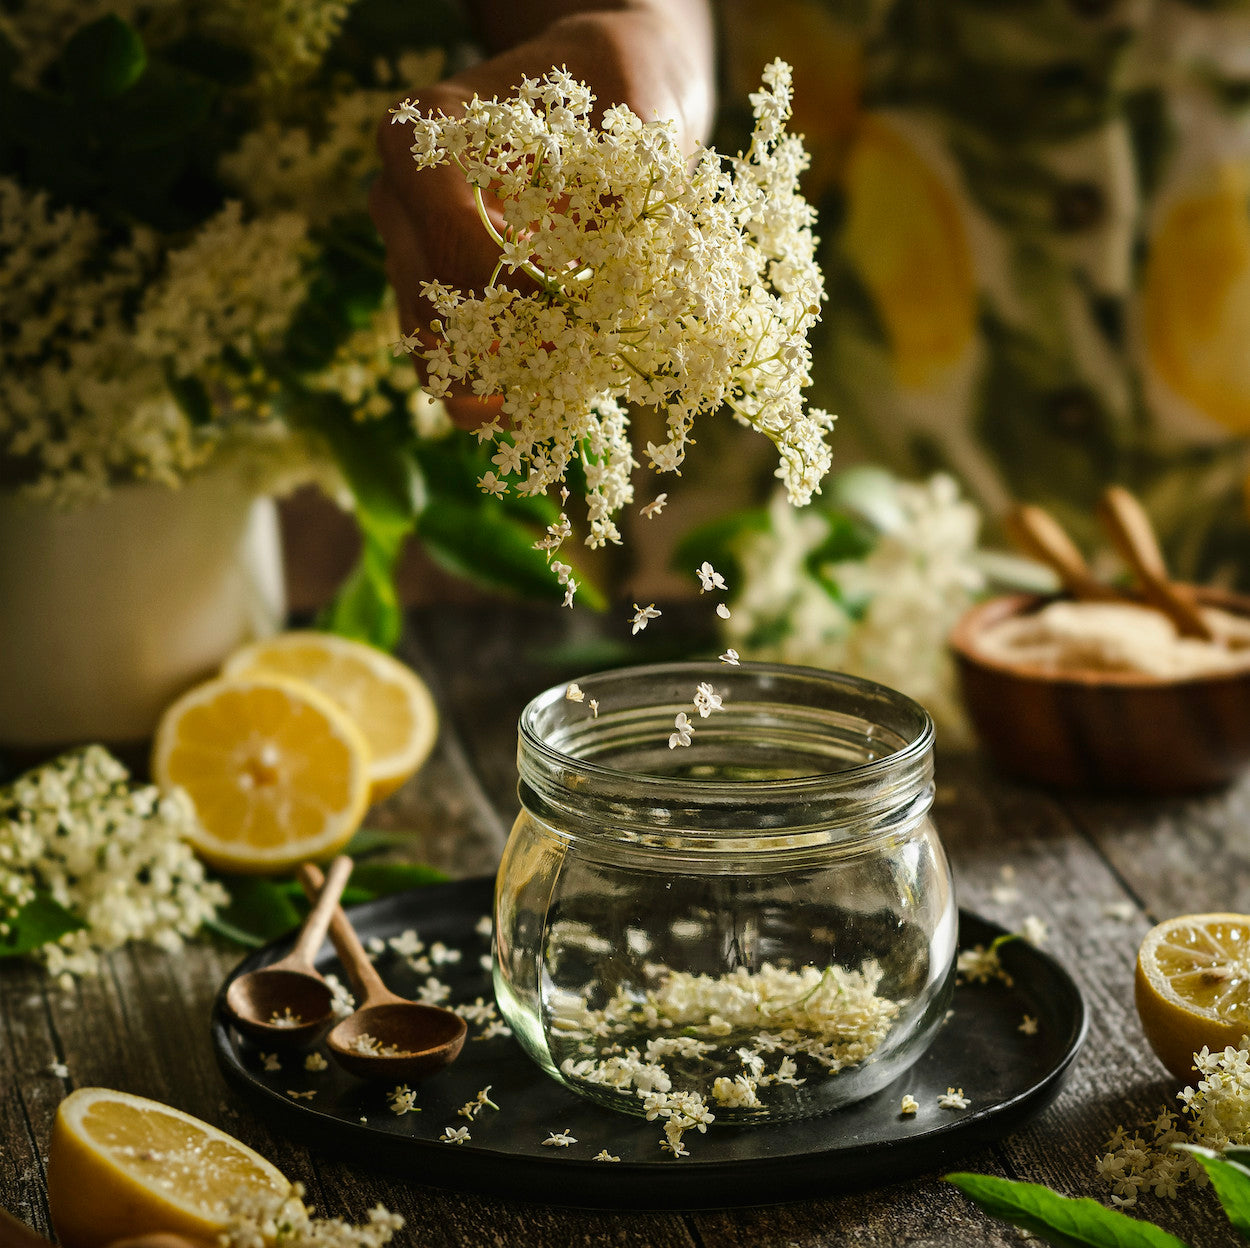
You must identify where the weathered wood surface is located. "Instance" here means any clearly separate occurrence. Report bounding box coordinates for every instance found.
[3,602,1248,1247]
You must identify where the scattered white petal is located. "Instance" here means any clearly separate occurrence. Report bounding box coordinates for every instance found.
[1018,1014,1039,1036]
[716,603,731,620]
[719,648,740,665]
[900,1094,919,1115]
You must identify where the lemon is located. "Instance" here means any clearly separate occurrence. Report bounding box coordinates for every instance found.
[47,1087,290,1248]
[222,632,438,803]
[152,675,370,874]
[1135,913,1250,1082]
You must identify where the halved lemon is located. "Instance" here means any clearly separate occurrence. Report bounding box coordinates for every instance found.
[1135,913,1250,1082]
[222,632,438,803]
[152,675,370,874]
[47,1087,290,1248]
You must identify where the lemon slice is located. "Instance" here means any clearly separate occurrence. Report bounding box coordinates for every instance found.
[223,632,438,803]
[152,675,370,874]
[1135,913,1250,1082]
[47,1087,290,1248]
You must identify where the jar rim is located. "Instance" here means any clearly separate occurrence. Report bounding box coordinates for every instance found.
[517,661,935,845]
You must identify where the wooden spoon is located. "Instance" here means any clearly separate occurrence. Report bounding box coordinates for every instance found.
[224,854,354,1047]
[1097,486,1214,641]
[1004,504,1122,603]
[298,863,466,1081]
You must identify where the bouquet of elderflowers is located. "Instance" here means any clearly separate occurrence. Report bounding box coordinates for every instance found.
[680,469,992,736]
[391,59,832,589]
[0,0,583,644]
[0,746,226,989]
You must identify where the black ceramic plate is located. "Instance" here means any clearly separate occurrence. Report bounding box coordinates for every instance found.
[211,877,1086,1209]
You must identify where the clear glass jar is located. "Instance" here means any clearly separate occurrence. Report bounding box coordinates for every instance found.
[493,662,956,1127]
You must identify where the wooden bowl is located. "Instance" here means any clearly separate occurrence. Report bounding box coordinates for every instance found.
[949,588,1250,793]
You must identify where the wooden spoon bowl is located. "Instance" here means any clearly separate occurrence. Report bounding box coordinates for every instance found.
[327,1000,467,1080]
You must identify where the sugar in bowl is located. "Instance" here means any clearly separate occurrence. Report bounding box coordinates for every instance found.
[493,662,957,1126]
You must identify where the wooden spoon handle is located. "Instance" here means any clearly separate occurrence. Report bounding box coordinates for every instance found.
[288,854,353,970]
[1004,505,1120,602]
[298,862,392,1009]
[1097,486,1213,640]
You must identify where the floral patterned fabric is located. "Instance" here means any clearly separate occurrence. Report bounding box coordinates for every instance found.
[719,0,1250,584]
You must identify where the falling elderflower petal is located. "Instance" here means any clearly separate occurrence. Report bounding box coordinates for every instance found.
[695,562,727,594]
[631,604,661,635]
[669,712,694,750]
[719,648,740,665]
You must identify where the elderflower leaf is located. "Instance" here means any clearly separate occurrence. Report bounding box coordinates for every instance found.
[60,16,147,100]
[946,1173,1190,1248]
[207,876,303,948]
[0,893,86,958]
[1175,1147,1250,1237]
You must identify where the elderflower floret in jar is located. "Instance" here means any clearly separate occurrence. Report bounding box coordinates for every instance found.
[494,663,956,1126]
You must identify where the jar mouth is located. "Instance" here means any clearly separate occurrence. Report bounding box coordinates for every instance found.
[517,661,935,847]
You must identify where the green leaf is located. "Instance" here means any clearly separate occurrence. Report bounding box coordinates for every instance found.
[1176,1147,1250,1237]
[346,861,449,899]
[61,16,147,99]
[320,531,404,650]
[419,499,606,609]
[0,893,86,958]
[345,827,427,858]
[209,875,303,947]
[945,1173,1190,1248]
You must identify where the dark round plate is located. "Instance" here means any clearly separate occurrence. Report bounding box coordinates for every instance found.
[211,877,1085,1210]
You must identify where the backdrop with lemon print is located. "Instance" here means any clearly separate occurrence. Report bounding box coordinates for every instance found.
[719,0,1250,587]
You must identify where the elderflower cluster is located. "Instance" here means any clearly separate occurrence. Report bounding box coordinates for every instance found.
[391,60,831,553]
[723,473,985,734]
[1097,1042,1250,1206]
[219,1181,403,1248]
[0,746,226,987]
[551,958,898,1153]
[1,3,447,509]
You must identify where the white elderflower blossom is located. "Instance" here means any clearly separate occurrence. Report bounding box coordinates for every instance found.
[692,683,723,718]
[722,473,985,737]
[219,1181,403,1248]
[630,604,662,635]
[439,1125,471,1144]
[640,494,668,519]
[938,1088,971,1110]
[719,649,741,665]
[900,1094,919,1115]
[668,713,695,750]
[695,562,727,594]
[392,62,831,552]
[1096,1040,1250,1202]
[0,746,226,985]
[542,1129,577,1148]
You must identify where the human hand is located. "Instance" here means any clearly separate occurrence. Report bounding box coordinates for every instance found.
[368,3,714,429]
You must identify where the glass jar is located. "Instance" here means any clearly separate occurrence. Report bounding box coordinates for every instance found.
[493,662,956,1127]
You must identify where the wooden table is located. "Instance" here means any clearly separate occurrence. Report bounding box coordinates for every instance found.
[3,603,1247,1247]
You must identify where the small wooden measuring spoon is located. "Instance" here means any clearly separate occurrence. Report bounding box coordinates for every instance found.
[298,863,466,1080]
[1097,486,1214,641]
[225,854,354,1047]
[1005,503,1123,603]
